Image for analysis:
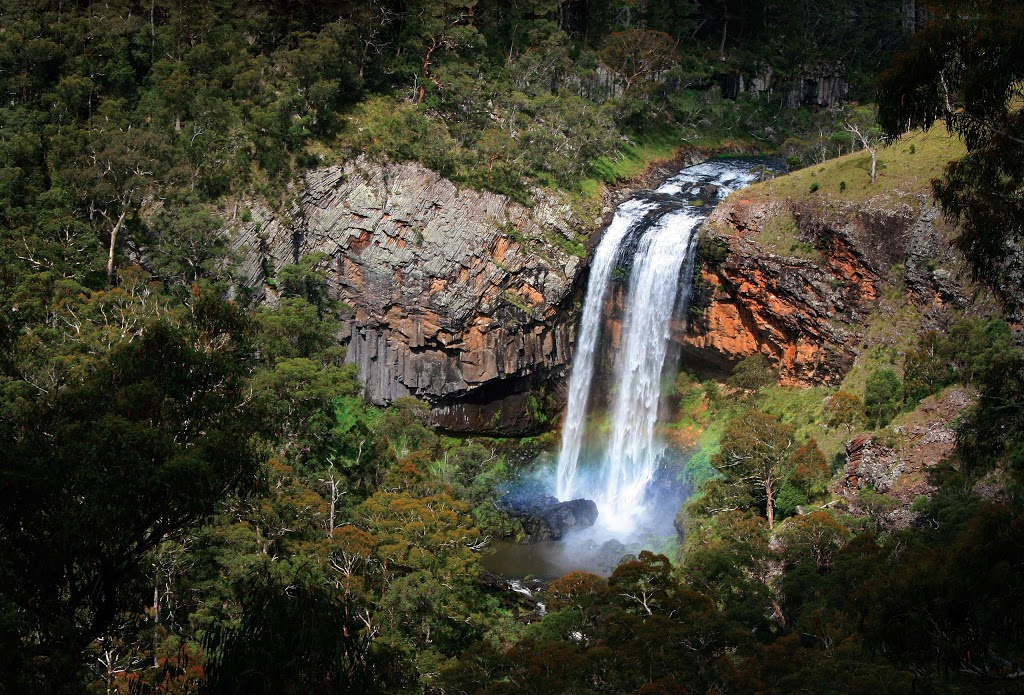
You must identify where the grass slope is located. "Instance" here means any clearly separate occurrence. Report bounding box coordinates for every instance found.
[745,126,966,205]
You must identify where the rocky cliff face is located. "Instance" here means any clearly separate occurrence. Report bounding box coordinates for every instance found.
[225,152,965,433]
[684,195,966,385]
[229,158,590,435]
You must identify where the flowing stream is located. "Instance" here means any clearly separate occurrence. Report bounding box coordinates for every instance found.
[555,158,772,536]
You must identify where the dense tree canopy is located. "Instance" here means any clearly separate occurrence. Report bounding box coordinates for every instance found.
[0,289,265,690]
[879,0,1024,310]
[5,1,1022,693]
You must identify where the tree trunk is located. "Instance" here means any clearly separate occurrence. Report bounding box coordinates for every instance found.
[766,483,775,529]
[106,209,128,286]
[153,570,160,668]
[719,1,729,56]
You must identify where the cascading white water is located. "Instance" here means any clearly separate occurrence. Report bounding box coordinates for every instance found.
[555,198,655,501]
[595,208,701,532]
[555,159,769,537]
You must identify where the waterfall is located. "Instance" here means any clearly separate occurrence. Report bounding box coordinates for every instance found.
[555,198,655,501]
[596,208,701,532]
[555,159,770,536]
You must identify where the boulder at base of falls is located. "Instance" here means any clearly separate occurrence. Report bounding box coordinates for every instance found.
[499,493,599,543]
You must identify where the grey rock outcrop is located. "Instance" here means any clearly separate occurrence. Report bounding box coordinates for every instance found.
[229,158,588,435]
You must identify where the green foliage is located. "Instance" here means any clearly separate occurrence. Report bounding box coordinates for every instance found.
[251,358,360,466]
[864,368,903,428]
[779,511,849,571]
[956,340,1024,480]
[902,331,951,405]
[901,318,1016,408]
[713,410,797,528]
[200,566,412,694]
[695,234,729,270]
[727,353,777,391]
[878,1,1024,310]
[256,297,343,366]
[823,390,864,431]
[147,203,233,287]
[855,497,1024,680]
[774,480,806,518]
[0,290,265,688]
[376,398,438,460]
[276,253,333,309]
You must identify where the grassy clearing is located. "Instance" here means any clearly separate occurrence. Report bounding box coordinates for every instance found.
[753,385,829,436]
[589,131,688,184]
[744,126,965,207]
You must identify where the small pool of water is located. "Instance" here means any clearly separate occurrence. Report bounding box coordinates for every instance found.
[482,540,602,579]
[481,529,671,580]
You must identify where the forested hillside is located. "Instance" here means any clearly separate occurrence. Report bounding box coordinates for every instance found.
[3,0,1024,693]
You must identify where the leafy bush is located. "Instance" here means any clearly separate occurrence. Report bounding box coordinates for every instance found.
[696,234,730,269]
[775,480,807,518]
[727,353,777,391]
[823,390,864,431]
[864,368,903,428]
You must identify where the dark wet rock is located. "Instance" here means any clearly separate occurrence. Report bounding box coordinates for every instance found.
[538,500,599,540]
[499,491,560,517]
[700,184,720,200]
[499,492,599,543]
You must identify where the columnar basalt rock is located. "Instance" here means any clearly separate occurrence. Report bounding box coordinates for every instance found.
[229,158,588,435]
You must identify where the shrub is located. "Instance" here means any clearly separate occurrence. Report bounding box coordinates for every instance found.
[727,353,776,391]
[775,480,806,518]
[823,390,864,431]
[696,234,729,269]
[864,368,904,427]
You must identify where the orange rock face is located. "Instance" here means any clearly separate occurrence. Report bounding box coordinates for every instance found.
[682,197,965,385]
